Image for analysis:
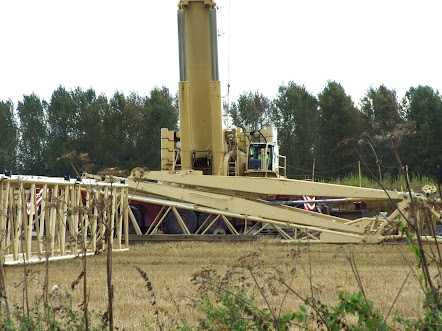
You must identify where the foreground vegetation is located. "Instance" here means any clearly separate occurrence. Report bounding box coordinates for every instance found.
[1,241,439,330]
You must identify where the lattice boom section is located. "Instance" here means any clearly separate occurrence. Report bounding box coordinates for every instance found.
[0,175,129,265]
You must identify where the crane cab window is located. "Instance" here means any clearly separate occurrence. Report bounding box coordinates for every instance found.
[248,144,273,170]
[249,146,260,160]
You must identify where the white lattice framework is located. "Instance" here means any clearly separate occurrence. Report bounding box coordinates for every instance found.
[0,175,129,265]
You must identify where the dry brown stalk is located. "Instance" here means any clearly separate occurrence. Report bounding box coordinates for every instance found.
[82,232,90,331]
[71,270,85,291]
[2,241,429,329]
[106,209,114,331]
[134,265,163,331]
[0,240,10,319]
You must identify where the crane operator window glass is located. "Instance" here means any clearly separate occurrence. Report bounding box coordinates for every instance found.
[249,146,260,160]
[248,144,274,170]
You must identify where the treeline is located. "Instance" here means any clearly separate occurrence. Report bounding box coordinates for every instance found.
[230,82,441,180]
[0,82,441,180]
[0,86,178,177]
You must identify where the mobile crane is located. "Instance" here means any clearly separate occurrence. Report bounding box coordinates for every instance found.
[3,0,439,266]
[160,0,283,178]
[105,0,439,242]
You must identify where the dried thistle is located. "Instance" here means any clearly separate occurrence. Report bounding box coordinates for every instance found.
[71,271,85,291]
[134,266,163,330]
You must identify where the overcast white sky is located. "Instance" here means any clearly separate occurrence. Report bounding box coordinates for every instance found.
[1,0,441,110]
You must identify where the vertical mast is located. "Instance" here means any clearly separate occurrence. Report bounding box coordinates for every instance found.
[177,0,224,175]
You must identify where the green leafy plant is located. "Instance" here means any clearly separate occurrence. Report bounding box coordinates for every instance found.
[0,296,100,331]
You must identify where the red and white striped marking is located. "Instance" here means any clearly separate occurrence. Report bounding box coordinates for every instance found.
[27,188,44,215]
[303,195,316,211]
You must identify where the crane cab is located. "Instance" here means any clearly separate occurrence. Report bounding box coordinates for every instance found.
[246,142,280,178]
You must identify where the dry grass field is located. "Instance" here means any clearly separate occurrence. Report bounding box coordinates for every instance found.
[4,240,427,329]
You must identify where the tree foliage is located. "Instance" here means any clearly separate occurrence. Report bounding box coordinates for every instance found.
[1,81,440,180]
[47,86,78,175]
[0,100,18,171]
[1,86,178,176]
[403,86,442,177]
[70,88,104,173]
[17,94,48,175]
[360,85,402,130]
[316,81,364,177]
[359,85,404,175]
[140,87,179,169]
[230,91,270,130]
[271,82,318,174]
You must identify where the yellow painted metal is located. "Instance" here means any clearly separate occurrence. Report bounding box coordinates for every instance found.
[26,183,35,260]
[84,190,91,251]
[180,0,212,152]
[129,169,404,200]
[172,207,192,234]
[146,205,167,234]
[177,82,192,171]
[128,207,143,235]
[210,80,225,175]
[222,215,238,235]
[50,184,59,256]
[152,206,172,234]
[125,179,365,235]
[0,175,129,265]
[200,214,221,235]
[106,168,438,243]
[154,0,441,243]
[318,231,364,243]
[80,170,424,242]
[160,123,282,176]
[124,187,130,249]
[177,0,224,175]
[91,189,98,252]
[0,182,6,264]
[120,192,365,241]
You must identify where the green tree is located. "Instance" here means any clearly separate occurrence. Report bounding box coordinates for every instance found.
[76,88,103,171]
[360,85,403,173]
[17,94,48,174]
[96,87,178,172]
[121,91,146,170]
[360,85,402,130]
[46,86,77,175]
[271,82,318,177]
[230,91,270,130]
[93,94,112,171]
[139,87,179,170]
[0,100,18,172]
[316,81,364,178]
[100,91,128,170]
[56,87,104,176]
[403,85,442,177]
